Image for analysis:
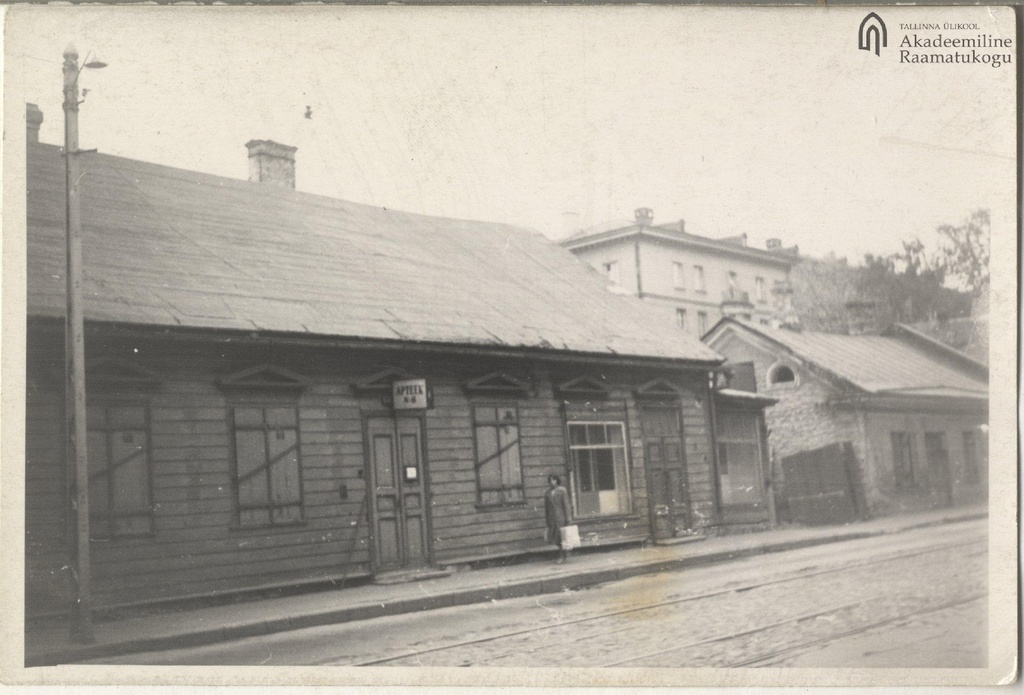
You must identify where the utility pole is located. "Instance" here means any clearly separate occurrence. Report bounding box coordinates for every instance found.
[63,43,96,644]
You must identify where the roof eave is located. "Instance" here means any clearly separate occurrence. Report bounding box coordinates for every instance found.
[829,392,988,414]
[29,316,725,371]
[564,227,798,268]
[889,323,989,376]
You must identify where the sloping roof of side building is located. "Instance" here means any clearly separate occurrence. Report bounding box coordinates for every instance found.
[26,142,722,366]
[703,317,987,400]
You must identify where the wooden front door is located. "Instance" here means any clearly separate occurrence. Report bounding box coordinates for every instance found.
[640,404,690,540]
[365,416,430,572]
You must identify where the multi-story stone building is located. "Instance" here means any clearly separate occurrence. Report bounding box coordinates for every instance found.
[561,208,799,338]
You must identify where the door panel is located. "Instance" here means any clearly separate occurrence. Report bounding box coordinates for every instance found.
[640,404,690,539]
[647,464,675,539]
[397,420,428,566]
[368,421,402,570]
[366,416,430,572]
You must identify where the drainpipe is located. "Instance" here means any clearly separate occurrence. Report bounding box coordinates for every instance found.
[705,371,724,528]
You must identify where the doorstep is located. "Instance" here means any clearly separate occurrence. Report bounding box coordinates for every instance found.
[653,532,707,546]
[372,567,454,585]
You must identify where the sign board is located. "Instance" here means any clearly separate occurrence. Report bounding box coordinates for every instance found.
[392,378,428,410]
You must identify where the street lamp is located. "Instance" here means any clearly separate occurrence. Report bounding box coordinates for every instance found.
[62,42,105,644]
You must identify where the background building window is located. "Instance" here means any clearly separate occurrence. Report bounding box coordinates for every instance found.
[728,270,738,290]
[567,422,631,517]
[676,308,688,330]
[755,277,767,302]
[672,262,685,289]
[697,311,708,335]
[473,405,525,505]
[890,431,916,490]
[603,261,620,286]
[232,406,303,527]
[693,265,706,292]
[86,403,153,538]
[716,411,763,506]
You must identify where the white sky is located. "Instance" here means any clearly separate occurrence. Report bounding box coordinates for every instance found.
[5,5,1018,260]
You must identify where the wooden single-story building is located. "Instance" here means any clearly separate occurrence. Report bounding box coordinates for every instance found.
[703,317,989,522]
[24,106,775,615]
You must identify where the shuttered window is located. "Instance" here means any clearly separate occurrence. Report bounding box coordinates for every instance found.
[473,405,525,506]
[86,403,153,538]
[232,406,303,526]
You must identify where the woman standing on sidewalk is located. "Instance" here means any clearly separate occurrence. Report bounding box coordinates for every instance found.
[544,475,573,564]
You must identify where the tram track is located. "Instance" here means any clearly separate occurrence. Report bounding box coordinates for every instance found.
[342,533,985,667]
[724,594,986,668]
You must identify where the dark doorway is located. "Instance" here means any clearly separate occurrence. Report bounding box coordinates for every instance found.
[639,404,691,540]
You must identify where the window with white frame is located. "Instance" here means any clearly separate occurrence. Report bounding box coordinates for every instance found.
[693,265,706,292]
[676,308,688,330]
[602,261,620,286]
[697,311,709,335]
[672,262,685,289]
[567,422,632,517]
[755,277,767,303]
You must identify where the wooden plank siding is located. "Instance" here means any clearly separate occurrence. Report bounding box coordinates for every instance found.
[25,323,720,613]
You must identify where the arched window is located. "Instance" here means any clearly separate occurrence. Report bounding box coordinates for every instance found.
[768,364,796,386]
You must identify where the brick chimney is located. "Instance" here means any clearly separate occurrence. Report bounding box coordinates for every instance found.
[634,207,654,226]
[246,139,297,189]
[26,103,43,144]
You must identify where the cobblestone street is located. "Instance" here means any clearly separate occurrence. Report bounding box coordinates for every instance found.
[96,519,987,668]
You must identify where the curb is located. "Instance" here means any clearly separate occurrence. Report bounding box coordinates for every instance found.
[26,513,986,666]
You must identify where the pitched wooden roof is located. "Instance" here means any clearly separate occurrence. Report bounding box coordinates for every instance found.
[27,143,722,365]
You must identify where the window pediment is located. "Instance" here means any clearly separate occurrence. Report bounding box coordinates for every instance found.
[218,364,309,394]
[352,366,414,394]
[555,375,611,398]
[463,371,531,395]
[635,378,682,398]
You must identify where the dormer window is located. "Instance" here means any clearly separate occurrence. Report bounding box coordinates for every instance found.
[768,364,796,386]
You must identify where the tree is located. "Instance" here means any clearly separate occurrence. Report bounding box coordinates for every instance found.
[935,209,990,297]
[855,244,968,326]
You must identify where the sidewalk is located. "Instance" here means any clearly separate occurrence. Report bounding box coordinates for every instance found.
[24,505,987,666]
